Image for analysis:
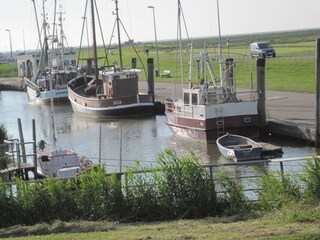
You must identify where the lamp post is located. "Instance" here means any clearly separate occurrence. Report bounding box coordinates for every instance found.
[5,29,13,62]
[148,6,160,77]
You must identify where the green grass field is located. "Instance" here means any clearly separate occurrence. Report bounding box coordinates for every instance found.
[82,38,318,93]
[2,29,319,93]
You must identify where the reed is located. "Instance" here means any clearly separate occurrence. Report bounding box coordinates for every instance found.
[215,168,249,215]
[125,163,160,221]
[0,180,18,227]
[257,170,302,211]
[300,158,320,201]
[155,149,217,219]
[2,152,320,228]
[0,123,8,169]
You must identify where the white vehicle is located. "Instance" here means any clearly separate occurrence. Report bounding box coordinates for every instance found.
[250,42,276,58]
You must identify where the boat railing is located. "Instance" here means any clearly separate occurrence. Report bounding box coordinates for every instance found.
[164,89,259,117]
[204,89,258,103]
[165,100,203,118]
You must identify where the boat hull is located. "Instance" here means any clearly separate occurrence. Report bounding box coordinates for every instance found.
[166,114,260,143]
[26,85,69,104]
[68,86,155,118]
[216,133,263,162]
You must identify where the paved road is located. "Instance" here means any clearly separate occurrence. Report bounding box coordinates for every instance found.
[140,81,317,128]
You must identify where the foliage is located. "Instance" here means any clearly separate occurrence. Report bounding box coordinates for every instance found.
[0,123,7,143]
[216,168,249,215]
[0,64,17,77]
[2,152,320,231]
[155,149,217,219]
[0,180,19,227]
[256,170,302,210]
[300,158,320,201]
[0,123,8,169]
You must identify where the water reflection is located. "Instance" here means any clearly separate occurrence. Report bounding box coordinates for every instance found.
[0,91,318,174]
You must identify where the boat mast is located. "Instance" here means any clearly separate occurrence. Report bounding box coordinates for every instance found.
[50,0,57,148]
[58,5,66,70]
[90,0,99,81]
[114,0,123,69]
[177,0,184,87]
[216,0,224,86]
[31,0,42,51]
[188,41,193,88]
[41,0,49,68]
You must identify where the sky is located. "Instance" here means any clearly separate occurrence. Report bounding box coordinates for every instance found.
[0,0,320,53]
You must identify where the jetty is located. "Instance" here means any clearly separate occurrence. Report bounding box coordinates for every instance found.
[0,77,25,91]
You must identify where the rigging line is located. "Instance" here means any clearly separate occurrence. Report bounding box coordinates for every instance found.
[119,19,147,79]
[177,0,184,87]
[31,0,43,51]
[90,0,99,83]
[114,0,123,69]
[77,0,89,68]
[93,0,109,66]
[179,2,190,41]
[50,0,58,147]
[105,19,117,67]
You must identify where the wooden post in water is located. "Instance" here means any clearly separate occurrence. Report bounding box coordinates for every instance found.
[315,39,320,147]
[32,119,37,179]
[131,58,137,69]
[17,118,27,164]
[147,58,155,102]
[256,58,267,130]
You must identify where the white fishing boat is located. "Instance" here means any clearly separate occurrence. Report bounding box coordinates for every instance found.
[216,133,262,162]
[36,143,92,179]
[165,0,260,143]
[67,0,155,118]
[17,1,77,104]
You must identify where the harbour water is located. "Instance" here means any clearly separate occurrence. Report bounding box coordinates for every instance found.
[0,90,318,174]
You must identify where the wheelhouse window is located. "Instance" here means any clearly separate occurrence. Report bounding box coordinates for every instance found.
[191,93,198,105]
[183,92,190,105]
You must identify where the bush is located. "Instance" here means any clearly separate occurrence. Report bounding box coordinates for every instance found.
[0,123,8,170]
[257,170,301,210]
[300,158,320,201]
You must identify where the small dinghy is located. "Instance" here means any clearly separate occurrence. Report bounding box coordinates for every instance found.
[216,133,263,162]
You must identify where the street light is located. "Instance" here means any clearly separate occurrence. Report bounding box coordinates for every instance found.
[5,29,13,62]
[148,6,160,77]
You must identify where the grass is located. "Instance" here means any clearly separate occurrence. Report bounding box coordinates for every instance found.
[2,156,320,239]
[0,64,17,78]
[75,39,318,93]
[1,210,320,239]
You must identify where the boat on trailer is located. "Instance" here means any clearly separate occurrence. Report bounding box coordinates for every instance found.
[216,133,263,162]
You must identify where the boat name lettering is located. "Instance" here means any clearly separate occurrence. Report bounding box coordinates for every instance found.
[113,100,122,105]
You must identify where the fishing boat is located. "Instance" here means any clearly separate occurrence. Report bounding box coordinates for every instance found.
[67,0,155,118]
[165,0,260,143]
[36,142,93,179]
[216,133,262,162]
[17,1,77,104]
